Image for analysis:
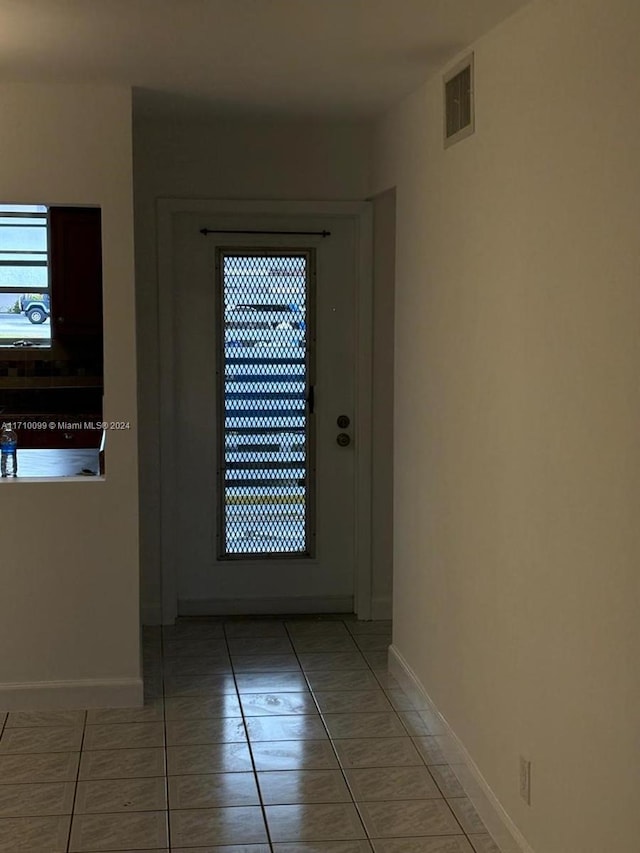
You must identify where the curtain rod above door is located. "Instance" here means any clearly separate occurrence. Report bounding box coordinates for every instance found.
[200,228,331,237]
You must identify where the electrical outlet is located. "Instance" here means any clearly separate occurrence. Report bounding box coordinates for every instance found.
[519,756,531,805]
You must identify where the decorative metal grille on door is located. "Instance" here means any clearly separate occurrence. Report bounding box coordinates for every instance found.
[217,250,314,558]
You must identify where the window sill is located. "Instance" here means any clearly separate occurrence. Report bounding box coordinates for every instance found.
[0,376,103,390]
[0,475,105,483]
[0,448,102,480]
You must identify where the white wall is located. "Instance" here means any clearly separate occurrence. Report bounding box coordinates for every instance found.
[0,85,140,705]
[371,189,395,619]
[372,0,640,850]
[133,117,395,620]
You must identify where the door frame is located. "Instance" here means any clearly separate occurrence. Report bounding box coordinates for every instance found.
[156,198,373,623]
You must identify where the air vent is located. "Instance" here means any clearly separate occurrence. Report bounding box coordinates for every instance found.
[444,54,474,148]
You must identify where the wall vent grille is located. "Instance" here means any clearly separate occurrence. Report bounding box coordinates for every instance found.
[444,54,474,148]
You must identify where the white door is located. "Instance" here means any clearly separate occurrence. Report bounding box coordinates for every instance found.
[166,209,368,615]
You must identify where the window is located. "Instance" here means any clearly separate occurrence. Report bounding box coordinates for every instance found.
[217,251,313,558]
[0,205,104,466]
[0,204,51,347]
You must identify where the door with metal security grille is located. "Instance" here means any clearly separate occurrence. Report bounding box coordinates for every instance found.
[168,210,361,615]
[216,250,315,559]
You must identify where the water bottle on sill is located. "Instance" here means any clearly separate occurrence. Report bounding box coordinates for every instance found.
[0,424,18,477]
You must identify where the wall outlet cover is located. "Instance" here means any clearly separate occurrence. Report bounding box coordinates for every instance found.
[519,755,532,805]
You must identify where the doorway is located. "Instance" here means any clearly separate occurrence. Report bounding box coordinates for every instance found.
[157,201,373,621]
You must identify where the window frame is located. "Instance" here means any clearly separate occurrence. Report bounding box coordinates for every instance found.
[0,204,51,348]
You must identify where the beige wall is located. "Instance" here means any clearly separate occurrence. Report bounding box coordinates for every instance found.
[0,85,140,692]
[133,118,391,620]
[372,0,640,850]
[371,189,395,618]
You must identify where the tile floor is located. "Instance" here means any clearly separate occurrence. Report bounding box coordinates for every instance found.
[0,616,503,852]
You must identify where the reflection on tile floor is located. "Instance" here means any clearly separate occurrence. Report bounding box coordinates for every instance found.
[0,616,503,852]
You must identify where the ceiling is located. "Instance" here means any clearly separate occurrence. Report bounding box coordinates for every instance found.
[0,0,531,120]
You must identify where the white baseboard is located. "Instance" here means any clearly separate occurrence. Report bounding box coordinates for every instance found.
[0,678,144,712]
[179,596,354,616]
[370,594,392,621]
[388,645,535,853]
[141,603,163,626]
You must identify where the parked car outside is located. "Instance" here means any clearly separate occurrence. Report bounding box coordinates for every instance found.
[20,294,50,324]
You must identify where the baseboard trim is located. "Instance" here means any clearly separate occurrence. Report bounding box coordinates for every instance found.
[179,596,354,616]
[370,594,392,621]
[141,603,163,626]
[388,645,535,853]
[0,678,144,712]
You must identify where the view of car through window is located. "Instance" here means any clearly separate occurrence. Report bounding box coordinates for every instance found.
[0,204,51,346]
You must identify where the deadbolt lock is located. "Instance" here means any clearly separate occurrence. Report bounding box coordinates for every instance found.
[336,415,350,428]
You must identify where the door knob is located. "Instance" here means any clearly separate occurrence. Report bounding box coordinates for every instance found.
[336,432,351,447]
